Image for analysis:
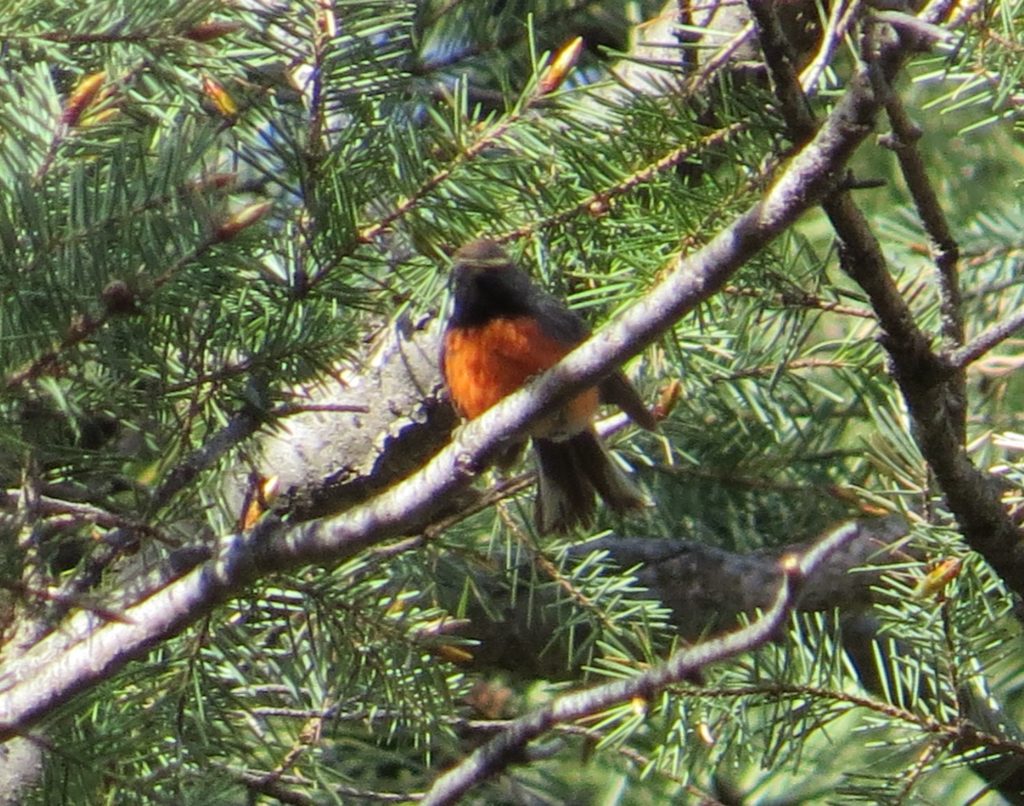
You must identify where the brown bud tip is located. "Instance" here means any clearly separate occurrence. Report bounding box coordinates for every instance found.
[62,71,106,127]
[653,379,682,421]
[317,6,338,38]
[240,473,280,530]
[215,200,272,241]
[538,36,584,95]
[191,172,239,191]
[184,20,242,42]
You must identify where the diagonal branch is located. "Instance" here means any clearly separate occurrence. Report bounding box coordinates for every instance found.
[419,520,863,806]
[946,304,1024,370]
[878,86,964,350]
[0,63,884,740]
[874,59,967,445]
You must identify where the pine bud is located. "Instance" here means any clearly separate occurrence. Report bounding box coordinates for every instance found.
[101,279,139,316]
[537,37,584,95]
[215,200,272,241]
[587,196,610,218]
[184,20,242,42]
[202,75,238,119]
[240,474,279,529]
[654,379,682,420]
[190,172,239,192]
[914,557,962,599]
[62,71,106,127]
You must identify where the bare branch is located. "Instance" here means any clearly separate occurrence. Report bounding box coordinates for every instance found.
[878,83,964,350]
[0,491,141,532]
[824,176,1024,587]
[746,0,817,145]
[946,304,1024,370]
[504,123,746,244]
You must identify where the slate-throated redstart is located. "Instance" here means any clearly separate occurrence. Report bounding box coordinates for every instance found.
[441,239,656,533]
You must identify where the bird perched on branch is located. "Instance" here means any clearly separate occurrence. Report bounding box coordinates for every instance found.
[441,238,656,533]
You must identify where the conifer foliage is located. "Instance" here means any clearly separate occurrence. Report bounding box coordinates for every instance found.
[1,0,1024,803]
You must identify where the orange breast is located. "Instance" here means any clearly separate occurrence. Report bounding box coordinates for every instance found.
[443,316,598,436]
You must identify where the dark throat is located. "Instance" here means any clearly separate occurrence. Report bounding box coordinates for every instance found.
[448,270,536,328]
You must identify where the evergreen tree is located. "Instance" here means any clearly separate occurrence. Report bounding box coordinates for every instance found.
[1,0,1023,803]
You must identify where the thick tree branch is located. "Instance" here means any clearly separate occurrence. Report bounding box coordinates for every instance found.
[420,520,862,806]
[0,61,883,740]
[748,0,1024,602]
[587,516,908,632]
[827,92,1024,594]
[232,312,457,522]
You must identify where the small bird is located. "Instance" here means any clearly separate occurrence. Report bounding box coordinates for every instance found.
[441,239,656,533]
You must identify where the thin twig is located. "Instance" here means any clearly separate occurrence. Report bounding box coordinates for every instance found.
[355,95,538,249]
[723,284,875,318]
[694,682,1024,759]
[272,402,371,416]
[681,21,758,98]
[0,491,142,532]
[800,0,864,93]
[0,580,131,625]
[945,304,1024,370]
[4,236,215,391]
[878,76,964,350]
[504,123,746,244]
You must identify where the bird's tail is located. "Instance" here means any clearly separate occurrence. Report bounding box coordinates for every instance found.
[532,429,645,534]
